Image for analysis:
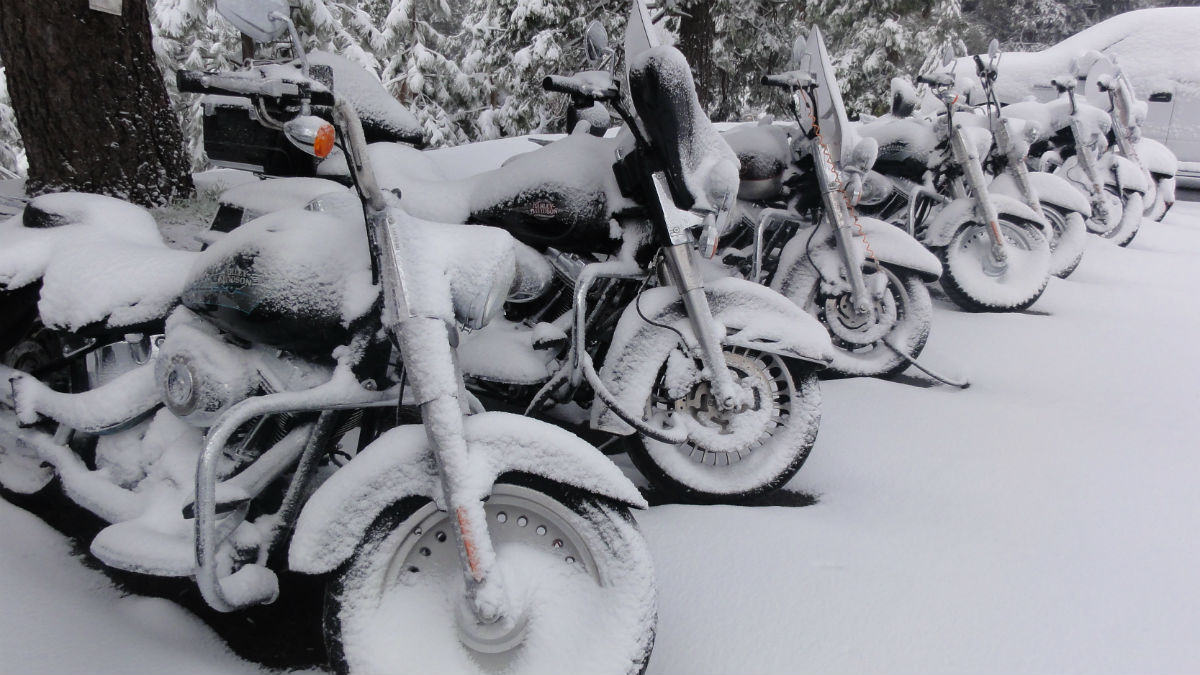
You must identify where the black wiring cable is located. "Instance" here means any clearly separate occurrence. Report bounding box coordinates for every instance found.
[634,252,689,347]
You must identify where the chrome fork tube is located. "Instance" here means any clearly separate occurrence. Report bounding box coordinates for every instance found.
[996,118,1046,218]
[811,138,870,313]
[339,95,506,625]
[950,122,1007,259]
[661,242,745,411]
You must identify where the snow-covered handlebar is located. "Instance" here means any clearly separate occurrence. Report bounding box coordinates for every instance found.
[176,69,335,106]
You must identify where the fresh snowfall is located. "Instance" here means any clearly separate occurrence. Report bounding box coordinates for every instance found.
[2,173,1198,671]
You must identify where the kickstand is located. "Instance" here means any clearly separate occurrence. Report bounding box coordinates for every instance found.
[882,338,970,389]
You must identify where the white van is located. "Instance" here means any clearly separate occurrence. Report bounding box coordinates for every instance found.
[971,8,1200,185]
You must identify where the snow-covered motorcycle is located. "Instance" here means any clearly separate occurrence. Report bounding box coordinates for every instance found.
[969,41,1092,278]
[856,71,1052,313]
[232,8,836,503]
[1075,50,1177,223]
[0,1,657,672]
[718,28,941,378]
[1005,70,1148,247]
[456,7,834,502]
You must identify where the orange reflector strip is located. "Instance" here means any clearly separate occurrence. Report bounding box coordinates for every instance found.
[456,506,484,582]
[313,123,336,158]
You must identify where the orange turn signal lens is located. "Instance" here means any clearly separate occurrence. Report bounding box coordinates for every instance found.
[313,123,336,158]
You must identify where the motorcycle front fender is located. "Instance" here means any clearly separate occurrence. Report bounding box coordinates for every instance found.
[288,412,646,575]
[1107,154,1149,194]
[1135,137,1178,177]
[990,171,1092,217]
[590,277,833,437]
[923,194,1045,247]
[847,216,941,281]
[771,217,940,290]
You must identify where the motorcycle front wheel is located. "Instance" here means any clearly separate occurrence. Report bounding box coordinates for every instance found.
[783,266,932,379]
[324,477,656,675]
[1145,175,1175,222]
[1103,189,1144,247]
[1042,204,1088,279]
[938,218,1051,312]
[628,349,820,502]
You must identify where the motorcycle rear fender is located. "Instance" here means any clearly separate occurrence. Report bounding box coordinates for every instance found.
[590,277,833,436]
[923,194,1045,247]
[989,171,1092,217]
[288,412,647,575]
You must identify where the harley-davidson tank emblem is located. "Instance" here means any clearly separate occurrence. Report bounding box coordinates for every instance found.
[528,200,559,219]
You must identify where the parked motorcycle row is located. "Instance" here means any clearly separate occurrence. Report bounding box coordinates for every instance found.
[0,0,1177,671]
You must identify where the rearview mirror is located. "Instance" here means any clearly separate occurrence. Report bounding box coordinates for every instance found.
[215,0,289,43]
[987,39,1000,61]
[585,21,609,66]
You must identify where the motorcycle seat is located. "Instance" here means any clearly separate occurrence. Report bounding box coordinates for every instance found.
[0,192,195,331]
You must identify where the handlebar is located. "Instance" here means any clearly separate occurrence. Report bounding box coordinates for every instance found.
[176,69,335,106]
[542,74,618,101]
[760,71,813,89]
[1051,78,1077,94]
[916,73,955,87]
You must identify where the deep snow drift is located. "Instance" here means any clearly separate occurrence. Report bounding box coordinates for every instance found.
[3,201,1200,673]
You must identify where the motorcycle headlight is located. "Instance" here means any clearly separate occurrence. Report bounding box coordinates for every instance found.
[456,261,515,331]
[155,321,260,427]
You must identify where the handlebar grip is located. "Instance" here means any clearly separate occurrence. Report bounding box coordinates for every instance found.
[177,70,231,95]
[542,74,617,101]
[761,73,792,88]
[916,74,952,87]
[176,69,335,105]
[308,89,336,106]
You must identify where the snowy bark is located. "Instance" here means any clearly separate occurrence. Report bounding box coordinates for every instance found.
[0,0,193,206]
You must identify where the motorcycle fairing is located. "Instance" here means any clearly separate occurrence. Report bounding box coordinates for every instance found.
[922,194,1046,247]
[288,411,647,575]
[591,277,833,436]
[307,50,424,147]
[989,171,1092,217]
[627,45,741,214]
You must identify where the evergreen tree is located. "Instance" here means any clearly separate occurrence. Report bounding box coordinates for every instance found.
[150,0,242,170]
[0,59,26,178]
[676,0,803,121]
[458,0,626,138]
[377,0,477,145]
[806,0,965,116]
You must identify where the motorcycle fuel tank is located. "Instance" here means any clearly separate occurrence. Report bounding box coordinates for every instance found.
[467,131,631,253]
[181,209,377,354]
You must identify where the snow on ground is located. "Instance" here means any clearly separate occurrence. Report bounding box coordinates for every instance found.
[0,498,262,674]
[3,198,1200,673]
[640,204,1200,673]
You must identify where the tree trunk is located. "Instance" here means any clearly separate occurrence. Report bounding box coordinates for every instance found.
[677,0,727,119]
[0,0,193,206]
